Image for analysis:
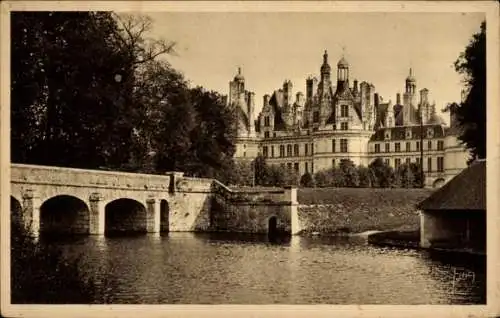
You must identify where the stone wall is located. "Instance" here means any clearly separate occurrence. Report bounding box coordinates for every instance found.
[210,180,294,234]
[296,188,433,234]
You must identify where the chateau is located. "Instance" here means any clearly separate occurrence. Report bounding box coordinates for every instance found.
[227,50,469,188]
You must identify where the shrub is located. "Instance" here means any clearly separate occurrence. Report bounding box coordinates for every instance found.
[11,222,97,304]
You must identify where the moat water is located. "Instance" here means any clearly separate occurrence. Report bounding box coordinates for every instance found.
[34,232,486,304]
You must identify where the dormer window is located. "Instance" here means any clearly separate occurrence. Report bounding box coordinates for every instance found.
[405,128,412,139]
[427,127,434,138]
[384,129,391,140]
[341,105,349,117]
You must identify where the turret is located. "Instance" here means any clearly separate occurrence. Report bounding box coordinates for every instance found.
[306,76,318,102]
[283,80,293,106]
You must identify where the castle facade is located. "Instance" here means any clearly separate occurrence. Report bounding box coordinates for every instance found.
[227,51,469,188]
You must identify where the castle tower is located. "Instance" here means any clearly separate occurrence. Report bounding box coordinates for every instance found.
[229,67,246,105]
[419,88,430,124]
[337,55,349,86]
[320,50,332,84]
[403,68,417,125]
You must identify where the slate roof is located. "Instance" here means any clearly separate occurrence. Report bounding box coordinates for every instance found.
[369,124,445,142]
[417,160,486,211]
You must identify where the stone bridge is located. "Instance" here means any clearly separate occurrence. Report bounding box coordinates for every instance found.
[10,164,298,237]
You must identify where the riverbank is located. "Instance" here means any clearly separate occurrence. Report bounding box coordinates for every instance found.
[366,230,486,257]
[295,187,433,234]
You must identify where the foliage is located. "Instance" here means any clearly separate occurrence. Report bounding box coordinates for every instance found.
[395,163,425,188]
[452,21,486,162]
[11,221,97,303]
[11,12,239,181]
[300,172,315,187]
[357,165,372,188]
[368,158,395,188]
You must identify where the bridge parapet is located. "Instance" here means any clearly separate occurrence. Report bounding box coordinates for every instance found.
[11,164,173,192]
[176,177,213,193]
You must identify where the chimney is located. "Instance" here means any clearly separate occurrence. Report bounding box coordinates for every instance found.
[263,94,270,108]
[396,93,401,105]
[353,80,359,94]
[374,93,379,108]
[420,89,428,105]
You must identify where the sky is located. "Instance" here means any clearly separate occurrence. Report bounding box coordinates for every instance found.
[144,12,484,125]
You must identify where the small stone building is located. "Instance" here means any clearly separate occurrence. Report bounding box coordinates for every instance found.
[418,159,486,253]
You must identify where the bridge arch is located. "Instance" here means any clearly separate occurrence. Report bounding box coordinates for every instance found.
[268,215,278,236]
[11,196,23,228]
[40,195,90,235]
[433,178,445,188]
[160,199,169,232]
[105,198,147,236]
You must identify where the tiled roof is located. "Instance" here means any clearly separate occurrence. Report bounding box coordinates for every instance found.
[369,124,445,142]
[417,160,485,211]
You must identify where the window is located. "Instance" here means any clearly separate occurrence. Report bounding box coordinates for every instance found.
[264,131,270,138]
[270,146,274,158]
[332,159,336,167]
[375,144,380,153]
[341,122,348,130]
[427,157,432,172]
[311,162,314,174]
[294,144,299,157]
[405,158,411,165]
[279,145,285,157]
[428,140,432,150]
[437,140,444,151]
[273,132,276,137]
[384,130,391,140]
[341,105,349,117]
[332,139,336,153]
[305,162,309,173]
[406,142,410,152]
[395,158,401,170]
[313,111,320,123]
[332,124,337,131]
[416,157,422,167]
[385,143,390,153]
[340,139,348,153]
[287,163,292,171]
[395,142,401,152]
[311,143,314,155]
[287,144,292,157]
[427,128,434,138]
[416,141,420,151]
[263,146,268,158]
[264,116,270,127]
[305,144,309,156]
[243,151,246,157]
[406,129,412,139]
[294,162,299,172]
[280,163,285,169]
[437,157,444,172]
[384,158,390,166]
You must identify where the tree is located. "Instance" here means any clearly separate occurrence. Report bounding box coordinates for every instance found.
[313,169,331,187]
[184,87,237,180]
[452,21,486,162]
[300,172,315,187]
[357,165,372,188]
[338,159,360,187]
[368,158,395,188]
[11,12,136,168]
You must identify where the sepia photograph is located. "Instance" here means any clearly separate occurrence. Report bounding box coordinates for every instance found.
[1,1,499,317]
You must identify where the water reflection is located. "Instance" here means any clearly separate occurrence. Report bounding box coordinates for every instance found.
[33,232,485,304]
